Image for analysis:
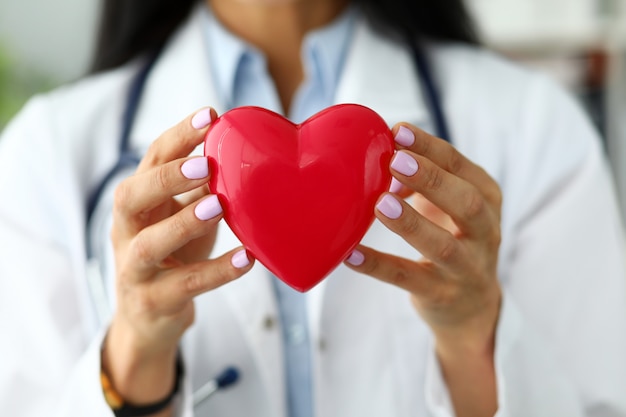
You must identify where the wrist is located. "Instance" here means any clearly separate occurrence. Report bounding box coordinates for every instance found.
[101,354,183,417]
[103,320,179,405]
[433,314,500,417]
[433,284,502,360]
[428,286,501,417]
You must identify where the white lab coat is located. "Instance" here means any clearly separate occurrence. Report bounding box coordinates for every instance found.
[1,8,625,417]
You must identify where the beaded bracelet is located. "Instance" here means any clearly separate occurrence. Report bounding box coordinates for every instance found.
[101,356,184,417]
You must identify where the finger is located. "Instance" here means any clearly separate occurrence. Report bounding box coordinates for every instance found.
[390,150,496,238]
[147,248,254,311]
[375,192,469,271]
[412,193,458,235]
[114,156,210,221]
[389,177,414,199]
[137,107,217,173]
[392,124,501,207]
[173,183,210,207]
[127,195,224,275]
[344,245,447,298]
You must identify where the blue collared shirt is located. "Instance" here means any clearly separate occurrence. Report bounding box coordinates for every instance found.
[203,5,355,122]
[201,6,356,417]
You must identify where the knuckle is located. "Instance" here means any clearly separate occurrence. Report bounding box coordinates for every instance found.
[489,184,503,207]
[181,267,206,295]
[431,282,460,307]
[143,141,161,166]
[423,167,444,191]
[136,287,157,313]
[113,181,132,210]
[388,267,412,287]
[168,214,190,241]
[361,255,380,275]
[489,225,502,248]
[476,167,502,208]
[398,213,423,237]
[214,261,238,287]
[414,131,432,155]
[130,235,156,266]
[446,148,464,174]
[183,260,238,295]
[436,237,458,263]
[153,165,172,191]
[463,190,486,220]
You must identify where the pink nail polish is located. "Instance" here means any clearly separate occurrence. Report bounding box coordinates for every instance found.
[389,178,403,193]
[395,126,415,147]
[195,195,222,220]
[376,194,403,219]
[391,151,418,176]
[191,108,213,129]
[231,249,250,268]
[181,157,209,179]
[346,249,365,266]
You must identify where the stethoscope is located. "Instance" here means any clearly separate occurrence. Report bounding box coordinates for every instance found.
[84,37,451,409]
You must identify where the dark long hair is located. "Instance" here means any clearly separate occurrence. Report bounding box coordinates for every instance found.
[90,0,479,73]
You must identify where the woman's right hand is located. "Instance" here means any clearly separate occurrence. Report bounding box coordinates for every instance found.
[103,108,254,408]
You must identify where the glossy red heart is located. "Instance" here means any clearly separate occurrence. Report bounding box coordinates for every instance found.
[204,104,394,291]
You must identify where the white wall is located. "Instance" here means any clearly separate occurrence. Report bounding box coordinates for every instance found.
[469,0,626,219]
[0,0,617,83]
[468,0,607,50]
[0,0,99,82]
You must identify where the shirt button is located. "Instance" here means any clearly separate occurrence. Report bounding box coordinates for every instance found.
[263,315,276,330]
[287,324,306,345]
[318,338,327,352]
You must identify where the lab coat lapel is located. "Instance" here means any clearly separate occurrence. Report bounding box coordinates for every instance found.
[129,8,227,153]
[213,226,286,417]
[335,18,430,129]
[127,10,285,416]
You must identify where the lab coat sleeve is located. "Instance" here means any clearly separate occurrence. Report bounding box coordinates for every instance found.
[56,327,194,417]
[424,291,588,417]
[0,97,114,416]
[423,73,626,416]
[0,92,199,416]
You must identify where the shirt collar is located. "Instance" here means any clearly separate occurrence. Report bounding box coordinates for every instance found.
[201,7,248,111]
[301,6,357,102]
[201,4,357,112]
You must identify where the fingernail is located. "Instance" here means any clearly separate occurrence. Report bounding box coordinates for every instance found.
[181,157,209,179]
[191,108,213,129]
[195,195,222,220]
[389,177,403,193]
[395,126,415,146]
[376,194,403,219]
[231,249,250,268]
[345,249,365,266]
[391,151,418,176]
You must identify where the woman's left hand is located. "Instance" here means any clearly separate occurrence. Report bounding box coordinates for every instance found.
[345,123,502,416]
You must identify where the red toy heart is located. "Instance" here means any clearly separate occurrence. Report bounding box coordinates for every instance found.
[204,104,394,291]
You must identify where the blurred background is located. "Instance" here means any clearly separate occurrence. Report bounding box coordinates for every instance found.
[1,0,626,215]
